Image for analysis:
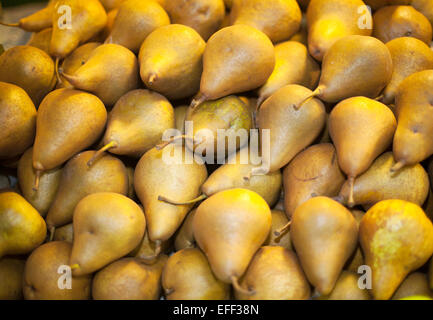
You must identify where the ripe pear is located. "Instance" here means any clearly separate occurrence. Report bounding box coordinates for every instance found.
[139,24,205,100]
[193,189,272,292]
[174,209,197,251]
[0,258,25,300]
[257,41,320,106]
[135,145,208,243]
[162,248,230,300]
[329,97,397,206]
[264,210,292,249]
[316,271,371,300]
[0,82,36,160]
[373,5,432,45]
[92,90,174,161]
[191,25,275,108]
[392,70,433,170]
[18,148,62,217]
[94,8,118,42]
[70,192,146,276]
[291,197,358,295]
[230,0,302,43]
[92,255,167,300]
[165,0,225,41]
[0,192,47,259]
[345,210,365,273]
[382,37,433,104]
[174,105,188,133]
[108,0,170,53]
[0,46,55,105]
[53,223,73,243]
[253,85,326,176]
[412,0,433,27]
[235,246,310,300]
[23,241,92,300]
[290,14,308,45]
[283,143,345,219]
[360,199,433,300]
[46,151,129,230]
[33,89,107,175]
[306,0,373,61]
[62,44,139,106]
[50,0,107,58]
[392,273,432,300]
[27,28,52,54]
[339,152,430,209]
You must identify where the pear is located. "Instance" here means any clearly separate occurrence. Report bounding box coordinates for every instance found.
[236,246,310,300]
[0,82,36,160]
[382,37,433,104]
[306,0,373,61]
[90,89,174,162]
[139,24,205,100]
[264,210,292,249]
[135,144,208,243]
[0,192,47,259]
[392,70,433,170]
[191,25,275,108]
[17,148,62,217]
[131,231,172,263]
[174,209,197,251]
[339,152,430,209]
[345,210,365,273]
[46,151,129,230]
[33,89,107,176]
[27,28,53,54]
[165,0,225,41]
[100,0,126,10]
[412,0,433,27]
[360,199,433,300]
[23,241,92,300]
[94,8,118,42]
[257,41,320,106]
[70,192,146,276]
[61,44,139,106]
[53,223,73,243]
[0,258,25,300]
[392,273,432,300]
[108,0,170,53]
[316,271,371,300]
[252,85,326,176]
[291,197,358,295]
[174,105,188,133]
[373,5,432,45]
[290,14,308,45]
[162,248,230,300]
[230,0,302,43]
[283,143,345,219]
[50,0,107,59]
[193,189,272,293]
[0,46,56,105]
[364,0,411,10]
[92,255,167,300]
[329,97,397,206]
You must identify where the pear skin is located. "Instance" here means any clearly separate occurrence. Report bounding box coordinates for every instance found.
[23,241,92,300]
[359,199,433,300]
[27,28,53,54]
[291,197,358,295]
[316,271,371,300]
[412,0,433,27]
[364,0,411,10]
[174,106,188,133]
[70,192,146,276]
[264,210,292,249]
[53,223,73,243]
[5,0,57,32]
[0,258,25,300]
[174,209,197,251]
[345,210,365,273]
[392,273,433,300]
[0,192,47,259]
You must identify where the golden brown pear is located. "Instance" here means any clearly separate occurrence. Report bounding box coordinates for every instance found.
[61,44,139,106]
[0,258,25,300]
[174,209,197,251]
[291,197,358,295]
[46,151,129,230]
[345,210,365,273]
[193,189,272,293]
[0,192,47,259]
[329,97,397,206]
[316,271,371,300]
[283,143,345,219]
[363,0,410,10]
[373,6,432,45]
[360,200,433,300]
[27,28,52,54]
[392,273,433,300]
[139,24,205,100]
[0,46,55,105]
[412,0,433,27]
[108,0,170,53]
[264,210,292,249]
[23,241,92,300]
[18,148,62,217]
[382,37,433,104]
[0,82,36,160]
[257,41,320,106]
[235,246,310,300]
[53,223,73,243]
[92,255,167,300]
[230,0,302,43]
[162,248,230,300]
[165,0,225,41]
[70,192,146,276]
[306,0,373,61]
[191,25,275,107]
[174,106,188,133]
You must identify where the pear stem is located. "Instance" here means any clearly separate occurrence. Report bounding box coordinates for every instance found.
[155,135,194,151]
[158,194,207,206]
[49,226,56,242]
[33,170,42,192]
[70,264,80,270]
[87,141,118,167]
[164,288,175,296]
[148,74,157,86]
[0,21,19,28]
[190,92,207,110]
[231,276,255,296]
[390,161,405,173]
[294,85,324,110]
[244,166,268,181]
[55,57,62,85]
[139,240,162,262]
[256,95,266,111]
[375,94,384,101]
[274,221,291,237]
[347,176,356,208]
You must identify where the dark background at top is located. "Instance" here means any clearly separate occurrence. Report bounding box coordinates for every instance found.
[1,0,47,7]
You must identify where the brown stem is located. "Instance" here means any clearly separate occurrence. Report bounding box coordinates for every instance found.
[0,22,19,28]
[139,240,162,262]
[375,94,384,101]
[158,194,207,205]
[155,135,194,150]
[231,276,255,296]
[274,221,291,237]
[347,176,356,208]
[87,141,118,167]
[49,226,56,242]
[190,92,207,110]
[55,57,62,85]
[244,166,268,181]
[294,85,324,110]
[256,95,266,111]
[148,74,157,86]
[33,170,42,192]
[164,288,175,296]
[390,161,405,173]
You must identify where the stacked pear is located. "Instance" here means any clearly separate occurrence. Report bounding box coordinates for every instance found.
[174,209,197,251]
[27,28,52,54]
[265,210,292,249]
[392,273,433,300]
[53,223,73,243]
[317,271,371,300]
[0,258,25,300]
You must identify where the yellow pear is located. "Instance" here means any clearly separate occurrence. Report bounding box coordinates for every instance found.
[316,271,371,300]
[174,105,188,133]
[264,210,292,249]
[0,258,25,300]
[53,223,73,243]
[27,28,52,54]
[174,209,197,251]
[345,210,365,273]
[392,273,433,300]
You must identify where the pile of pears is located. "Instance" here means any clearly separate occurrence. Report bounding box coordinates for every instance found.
[2,0,433,301]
